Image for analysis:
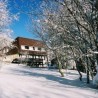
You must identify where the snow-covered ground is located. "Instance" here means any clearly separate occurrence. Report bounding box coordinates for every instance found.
[0,63,98,98]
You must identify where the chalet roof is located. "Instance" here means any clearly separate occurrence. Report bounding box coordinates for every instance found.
[7,37,47,56]
[16,37,45,47]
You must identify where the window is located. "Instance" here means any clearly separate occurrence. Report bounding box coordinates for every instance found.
[33,47,35,50]
[25,46,29,49]
[38,47,41,51]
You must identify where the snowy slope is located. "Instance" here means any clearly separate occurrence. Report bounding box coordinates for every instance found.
[0,63,98,98]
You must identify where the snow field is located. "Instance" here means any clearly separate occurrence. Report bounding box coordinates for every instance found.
[0,63,98,98]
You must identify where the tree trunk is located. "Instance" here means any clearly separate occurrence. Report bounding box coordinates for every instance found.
[55,52,64,77]
[87,69,90,84]
[58,60,64,77]
[86,57,90,84]
[58,69,64,77]
[57,57,64,77]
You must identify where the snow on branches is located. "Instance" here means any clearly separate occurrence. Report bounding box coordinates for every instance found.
[0,0,13,50]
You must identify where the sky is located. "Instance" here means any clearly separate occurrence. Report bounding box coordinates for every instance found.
[9,0,42,40]
[11,14,35,39]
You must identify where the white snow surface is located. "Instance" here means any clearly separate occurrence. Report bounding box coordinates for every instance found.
[0,63,98,98]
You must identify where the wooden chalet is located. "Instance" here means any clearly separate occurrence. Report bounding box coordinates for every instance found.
[7,37,47,67]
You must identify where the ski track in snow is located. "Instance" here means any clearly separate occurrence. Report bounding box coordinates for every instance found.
[0,63,98,98]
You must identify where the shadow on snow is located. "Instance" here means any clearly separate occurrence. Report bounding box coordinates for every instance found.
[6,66,97,90]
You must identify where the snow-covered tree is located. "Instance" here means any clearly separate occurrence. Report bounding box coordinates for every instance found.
[0,0,12,45]
[12,0,98,80]
[0,0,13,58]
[28,0,98,80]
